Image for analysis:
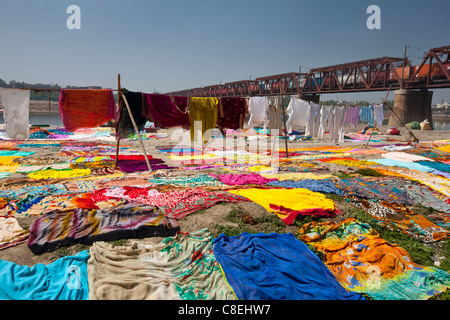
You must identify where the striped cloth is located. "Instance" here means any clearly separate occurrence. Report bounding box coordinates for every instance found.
[359,106,374,125]
[344,105,360,128]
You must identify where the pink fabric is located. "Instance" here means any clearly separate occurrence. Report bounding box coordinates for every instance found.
[211,173,277,186]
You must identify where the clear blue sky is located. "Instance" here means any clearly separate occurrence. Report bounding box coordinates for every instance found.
[0,0,449,104]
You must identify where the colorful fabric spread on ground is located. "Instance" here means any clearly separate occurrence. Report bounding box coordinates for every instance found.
[228,188,340,225]
[148,174,227,188]
[91,187,249,220]
[296,218,450,300]
[0,250,89,300]
[266,179,342,195]
[144,93,190,129]
[27,203,179,254]
[58,89,116,132]
[352,199,450,243]
[88,229,235,300]
[0,216,30,250]
[335,178,412,204]
[213,232,363,300]
[211,172,277,186]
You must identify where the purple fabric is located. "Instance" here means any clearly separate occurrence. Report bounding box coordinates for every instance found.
[116,159,177,173]
[344,106,360,128]
[211,172,277,186]
[144,94,190,128]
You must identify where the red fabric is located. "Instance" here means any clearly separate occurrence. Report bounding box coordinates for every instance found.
[58,89,116,132]
[144,94,190,128]
[217,97,248,130]
[269,204,341,225]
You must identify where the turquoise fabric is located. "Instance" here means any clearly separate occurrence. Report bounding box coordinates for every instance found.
[373,158,434,172]
[0,251,89,300]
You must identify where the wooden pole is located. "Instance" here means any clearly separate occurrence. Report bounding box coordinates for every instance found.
[114,74,121,167]
[121,93,153,172]
[280,86,289,158]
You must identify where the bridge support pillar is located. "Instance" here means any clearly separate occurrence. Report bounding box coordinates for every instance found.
[298,94,320,103]
[388,89,433,129]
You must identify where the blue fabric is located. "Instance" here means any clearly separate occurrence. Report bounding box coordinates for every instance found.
[416,160,450,173]
[266,179,342,195]
[213,232,363,300]
[359,106,374,125]
[0,251,89,300]
[373,158,434,172]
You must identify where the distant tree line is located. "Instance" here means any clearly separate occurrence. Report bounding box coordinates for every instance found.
[0,78,101,102]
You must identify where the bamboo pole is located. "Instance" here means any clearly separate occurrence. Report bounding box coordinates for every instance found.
[121,93,153,172]
[280,86,289,158]
[114,74,121,167]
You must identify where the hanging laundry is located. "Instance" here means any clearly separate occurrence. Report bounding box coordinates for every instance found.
[116,89,147,139]
[143,93,190,129]
[329,106,346,143]
[213,232,363,300]
[217,97,247,130]
[0,88,30,140]
[286,97,309,133]
[189,97,219,143]
[359,105,374,125]
[267,96,283,134]
[344,105,360,128]
[58,89,116,132]
[306,102,321,137]
[318,105,334,140]
[247,97,269,131]
[373,104,384,126]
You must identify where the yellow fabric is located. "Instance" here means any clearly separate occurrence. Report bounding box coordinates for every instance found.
[28,168,91,180]
[324,159,378,167]
[435,144,450,153]
[189,97,218,143]
[228,188,336,216]
[0,156,21,172]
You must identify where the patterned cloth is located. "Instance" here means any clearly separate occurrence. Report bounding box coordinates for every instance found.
[88,229,236,300]
[28,203,179,254]
[296,218,450,300]
[0,216,30,250]
[335,178,412,204]
[351,199,450,243]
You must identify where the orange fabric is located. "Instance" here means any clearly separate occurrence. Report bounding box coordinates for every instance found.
[58,89,116,132]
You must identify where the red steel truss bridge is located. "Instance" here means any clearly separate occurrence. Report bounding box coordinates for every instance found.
[166,45,450,97]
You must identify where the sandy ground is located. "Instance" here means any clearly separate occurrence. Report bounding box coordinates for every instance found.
[0,122,449,267]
